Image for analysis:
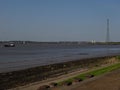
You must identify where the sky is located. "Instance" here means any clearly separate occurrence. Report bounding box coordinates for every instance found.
[0,0,120,42]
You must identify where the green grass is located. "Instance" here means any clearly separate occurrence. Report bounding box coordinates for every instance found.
[89,63,120,75]
[58,62,120,85]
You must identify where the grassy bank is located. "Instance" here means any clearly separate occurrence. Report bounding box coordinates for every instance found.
[59,61,120,85]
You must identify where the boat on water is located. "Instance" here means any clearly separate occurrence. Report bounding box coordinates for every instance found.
[4,43,15,47]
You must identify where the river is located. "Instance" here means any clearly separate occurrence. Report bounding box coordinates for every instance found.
[0,44,120,72]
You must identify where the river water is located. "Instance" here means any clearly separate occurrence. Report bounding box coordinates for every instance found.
[0,44,120,72]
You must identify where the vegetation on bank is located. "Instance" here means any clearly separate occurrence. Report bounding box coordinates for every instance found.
[59,61,120,85]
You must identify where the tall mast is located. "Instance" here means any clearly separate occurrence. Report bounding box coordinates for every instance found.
[106,19,110,43]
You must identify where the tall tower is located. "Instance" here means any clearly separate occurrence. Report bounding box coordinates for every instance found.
[106,19,110,43]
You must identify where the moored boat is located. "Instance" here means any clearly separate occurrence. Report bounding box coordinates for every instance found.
[4,43,15,47]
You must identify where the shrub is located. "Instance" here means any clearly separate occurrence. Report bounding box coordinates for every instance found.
[50,82,58,87]
[37,85,50,90]
[64,80,73,86]
[85,74,94,78]
[74,78,83,82]
[66,82,72,86]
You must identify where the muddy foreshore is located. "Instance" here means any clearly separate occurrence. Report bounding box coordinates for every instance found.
[0,55,117,90]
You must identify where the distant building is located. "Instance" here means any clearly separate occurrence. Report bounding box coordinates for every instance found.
[91,40,96,44]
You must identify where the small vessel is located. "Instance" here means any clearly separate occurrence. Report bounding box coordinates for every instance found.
[4,43,15,47]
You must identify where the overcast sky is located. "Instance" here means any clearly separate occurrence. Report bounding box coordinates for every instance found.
[0,0,120,42]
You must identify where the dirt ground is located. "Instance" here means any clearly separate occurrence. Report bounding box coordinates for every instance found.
[52,69,120,90]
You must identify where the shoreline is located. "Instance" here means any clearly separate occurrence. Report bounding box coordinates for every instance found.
[9,56,120,90]
[0,55,119,89]
[0,54,119,73]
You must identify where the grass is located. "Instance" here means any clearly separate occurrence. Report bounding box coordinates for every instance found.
[89,63,120,76]
[58,62,120,85]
